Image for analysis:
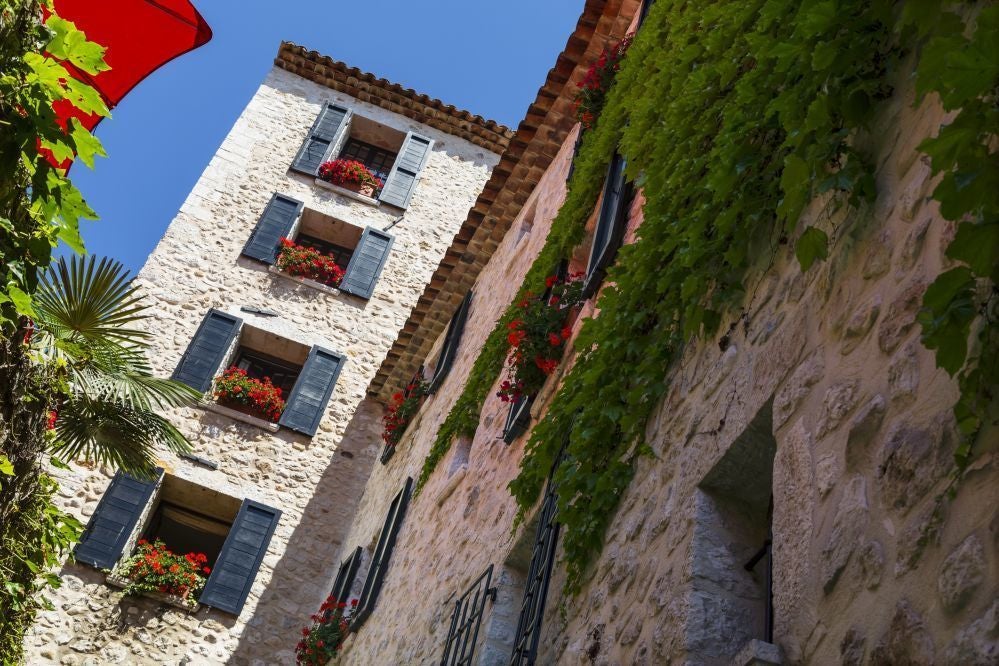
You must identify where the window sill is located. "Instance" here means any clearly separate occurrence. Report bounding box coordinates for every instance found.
[314,178,381,207]
[435,464,468,507]
[105,573,201,613]
[201,402,281,432]
[267,265,342,296]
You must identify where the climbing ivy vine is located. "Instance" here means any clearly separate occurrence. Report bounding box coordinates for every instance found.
[418,0,998,593]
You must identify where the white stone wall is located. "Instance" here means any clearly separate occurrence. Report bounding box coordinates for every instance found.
[330,46,998,666]
[24,65,499,665]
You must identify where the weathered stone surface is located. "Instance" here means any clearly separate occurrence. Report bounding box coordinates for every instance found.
[841,297,881,355]
[773,350,824,430]
[815,380,861,438]
[845,394,886,470]
[870,600,935,665]
[821,476,869,593]
[731,639,783,665]
[943,600,999,665]
[840,627,866,666]
[888,342,920,405]
[858,540,885,589]
[937,534,986,614]
[877,279,925,353]
[877,421,947,514]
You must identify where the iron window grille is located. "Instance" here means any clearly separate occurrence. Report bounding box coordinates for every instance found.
[509,464,561,665]
[440,564,497,666]
[339,138,398,190]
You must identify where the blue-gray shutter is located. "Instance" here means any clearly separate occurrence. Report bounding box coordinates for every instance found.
[171,310,242,392]
[241,194,303,264]
[378,132,433,208]
[582,152,633,299]
[278,346,346,436]
[352,477,413,628]
[428,290,473,394]
[330,546,363,604]
[74,468,162,570]
[503,395,533,444]
[291,103,350,175]
[339,227,394,299]
[199,499,281,615]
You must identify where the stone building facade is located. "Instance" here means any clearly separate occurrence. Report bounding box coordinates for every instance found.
[329,1,999,666]
[23,43,508,665]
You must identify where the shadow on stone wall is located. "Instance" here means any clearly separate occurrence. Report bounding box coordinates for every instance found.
[227,398,383,665]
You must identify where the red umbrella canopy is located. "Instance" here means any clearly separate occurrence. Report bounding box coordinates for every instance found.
[47,0,211,161]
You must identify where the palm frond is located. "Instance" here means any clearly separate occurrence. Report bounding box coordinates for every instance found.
[35,255,151,347]
[51,396,193,477]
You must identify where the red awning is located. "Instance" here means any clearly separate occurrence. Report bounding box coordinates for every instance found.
[47,0,211,165]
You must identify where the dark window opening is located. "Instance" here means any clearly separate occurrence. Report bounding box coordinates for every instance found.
[141,500,232,569]
[295,233,354,270]
[339,138,397,187]
[233,347,302,397]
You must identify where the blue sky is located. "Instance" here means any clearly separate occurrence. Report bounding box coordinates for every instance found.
[69,0,584,273]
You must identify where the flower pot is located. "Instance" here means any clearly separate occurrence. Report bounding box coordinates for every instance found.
[340,181,375,197]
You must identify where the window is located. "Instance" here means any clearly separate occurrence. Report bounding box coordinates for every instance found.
[582,152,633,299]
[690,401,777,661]
[502,395,532,445]
[330,546,364,608]
[172,310,346,436]
[428,291,473,395]
[73,470,281,616]
[352,478,413,629]
[509,464,561,665]
[441,564,497,665]
[241,195,395,300]
[291,103,434,209]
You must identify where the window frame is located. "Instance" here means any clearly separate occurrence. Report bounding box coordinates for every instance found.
[440,564,497,666]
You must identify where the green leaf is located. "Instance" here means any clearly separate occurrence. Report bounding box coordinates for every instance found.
[795,226,829,271]
[49,456,71,470]
[0,455,14,475]
[69,119,107,169]
[946,220,999,276]
[7,284,36,317]
[44,16,110,76]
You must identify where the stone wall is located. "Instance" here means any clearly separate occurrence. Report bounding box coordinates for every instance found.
[23,65,499,665]
[331,38,997,666]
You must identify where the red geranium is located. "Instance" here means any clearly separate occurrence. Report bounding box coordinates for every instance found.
[496,273,583,403]
[317,159,382,190]
[118,539,209,601]
[214,366,286,421]
[382,378,428,447]
[276,238,346,288]
[296,595,351,665]
[573,35,632,129]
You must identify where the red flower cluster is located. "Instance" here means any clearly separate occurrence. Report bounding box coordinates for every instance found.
[214,366,286,422]
[382,378,428,447]
[276,238,346,287]
[496,273,584,403]
[118,539,210,600]
[46,410,57,430]
[318,159,382,189]
[295,595,356,665]
[573,35,633,129]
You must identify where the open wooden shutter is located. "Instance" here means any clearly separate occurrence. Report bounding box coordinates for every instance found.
[291,103,351,175]
[199,499,281,615]
[278,346,346,436]
[171,310,242,392]
[352,477,413,628]
[582,153,633,299]
[339,227,394,299]
[74,469,162,569]
[428,290,473,394]
[503,394,533,444]
[330,546,363,604]
[378,132,433,208]
[241,194,303,264]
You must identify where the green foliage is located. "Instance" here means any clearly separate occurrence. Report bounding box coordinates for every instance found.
[425,0,996,595]
[0,0,108,334]
[914,3,999,473]
[0,473,82,663]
